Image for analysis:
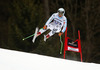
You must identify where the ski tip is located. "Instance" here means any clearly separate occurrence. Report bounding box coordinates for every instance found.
[32,40,35,43]
[36,27,39,30]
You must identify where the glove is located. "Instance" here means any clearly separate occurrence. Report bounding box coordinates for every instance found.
[58,32,63,36]
[43,25,47,29]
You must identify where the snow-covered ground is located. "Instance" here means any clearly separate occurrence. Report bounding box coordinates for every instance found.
[0,48,100,70]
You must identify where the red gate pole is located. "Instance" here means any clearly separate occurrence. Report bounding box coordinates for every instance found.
[64,50,66,59]
[64,28,67,59]
[78,30,83,62]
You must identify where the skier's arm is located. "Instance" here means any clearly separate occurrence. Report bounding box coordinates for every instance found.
[58,18,67,36]
[45,14,55,26]
[62,18,67,33]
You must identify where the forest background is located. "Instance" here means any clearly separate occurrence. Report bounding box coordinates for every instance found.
[0,0,100,63]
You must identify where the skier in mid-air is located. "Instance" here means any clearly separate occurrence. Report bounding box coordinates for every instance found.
[32,8,67,43]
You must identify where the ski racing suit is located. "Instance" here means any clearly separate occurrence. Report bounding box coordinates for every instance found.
[38,13,67,39]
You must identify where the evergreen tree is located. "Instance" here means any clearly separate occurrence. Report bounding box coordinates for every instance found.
[7,0,44,52]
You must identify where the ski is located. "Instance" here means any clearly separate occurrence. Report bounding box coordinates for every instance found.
[22,28,43,41]
[32,27,39,43]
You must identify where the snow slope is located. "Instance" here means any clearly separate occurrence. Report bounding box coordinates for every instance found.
[0,48,100,70]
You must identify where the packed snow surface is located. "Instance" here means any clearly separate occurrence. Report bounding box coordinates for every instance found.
[0,48,100,70]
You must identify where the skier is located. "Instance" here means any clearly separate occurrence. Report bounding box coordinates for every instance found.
[32,8,67,42]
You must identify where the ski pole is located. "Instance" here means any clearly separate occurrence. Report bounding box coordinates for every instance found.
[22,28,43,41]
[22,34,35,41]
[60,36,63,54]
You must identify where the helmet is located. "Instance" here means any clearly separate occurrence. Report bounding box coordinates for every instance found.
[58,8,65,15]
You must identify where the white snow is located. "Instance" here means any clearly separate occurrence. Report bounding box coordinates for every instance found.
[0,48,100,70]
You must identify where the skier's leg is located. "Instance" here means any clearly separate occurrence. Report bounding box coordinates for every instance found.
[44,30,55,41]
[37,24,51,37]
[37,28,47,37]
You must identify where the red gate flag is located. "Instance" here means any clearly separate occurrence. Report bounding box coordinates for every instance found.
[64,28,83,62]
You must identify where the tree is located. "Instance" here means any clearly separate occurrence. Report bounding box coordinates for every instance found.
[7,0,44,52]
[43,0,50,20]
